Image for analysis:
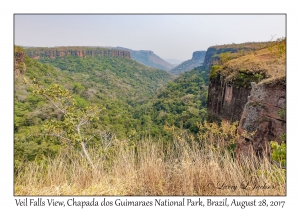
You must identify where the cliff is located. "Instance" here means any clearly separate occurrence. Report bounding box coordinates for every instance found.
[25,47,131,59]
[14,46,27,78]
[203,42,267,70]
[207,74,251,122]
[114,47,173,71]
[206,39,286,159]
[236,77,286,160]
[170,51,206,75]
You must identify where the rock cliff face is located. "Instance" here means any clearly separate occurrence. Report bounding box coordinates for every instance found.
[206,41,286,159]
[236,78,286,159]
[203,47,238,70]
[25,47,131,59]
[170,51,206,75]
[207,74,251,122]
[14,47,26,78]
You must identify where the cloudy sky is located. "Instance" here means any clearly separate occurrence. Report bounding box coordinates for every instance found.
[14,14,285,61]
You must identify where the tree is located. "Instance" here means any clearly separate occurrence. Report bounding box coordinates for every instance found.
[24,77,102,169]
[219,52,232,65]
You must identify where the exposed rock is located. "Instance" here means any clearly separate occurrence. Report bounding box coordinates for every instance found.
[14,47,26,78]
[206,40,286,160]
[203,47,238,70]
[207,74,251,122]
[207,42,285,123]
[236,78,286,160]
[25,47,131,60]
[170,51,206,75]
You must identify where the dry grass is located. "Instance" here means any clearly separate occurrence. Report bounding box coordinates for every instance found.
[219,39,286,83]
[212,41,268,50]
[14,122,286,196]
[224,48,285,80]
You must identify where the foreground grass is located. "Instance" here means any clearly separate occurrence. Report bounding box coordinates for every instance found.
[14,122,286,196]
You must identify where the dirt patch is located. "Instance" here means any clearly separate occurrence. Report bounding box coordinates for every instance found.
[256,54,275,61]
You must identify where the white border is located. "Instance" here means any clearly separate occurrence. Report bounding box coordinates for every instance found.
[2,0,298,209]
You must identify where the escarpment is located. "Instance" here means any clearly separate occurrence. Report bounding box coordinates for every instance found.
[14,46,27,78]
[206,40,286,159]
[25,47,131,59]
[170,51,206,75]
[203,42,267,70]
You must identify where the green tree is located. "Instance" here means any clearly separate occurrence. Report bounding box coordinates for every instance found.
[24,77,102,169]
[219,52,232,65]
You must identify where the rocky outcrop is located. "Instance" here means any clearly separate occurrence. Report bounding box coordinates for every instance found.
[14,47,26,78]
[207,74,251,122]
[170,51,206,75]
[206,40,286,160]
[25,47,131,60]
[236,78,286,159]
[203,47,238,70]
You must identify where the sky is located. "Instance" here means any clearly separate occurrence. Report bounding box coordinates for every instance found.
[14,14,286,61]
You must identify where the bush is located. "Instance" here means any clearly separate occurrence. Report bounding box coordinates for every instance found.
[270,141,286,168]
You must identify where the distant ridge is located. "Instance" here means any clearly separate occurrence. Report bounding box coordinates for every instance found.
[114,47,174,71]
[25,46,131,59]
[170,51,206,75]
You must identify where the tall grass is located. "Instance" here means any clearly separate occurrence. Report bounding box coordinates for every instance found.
[14,121,286,195]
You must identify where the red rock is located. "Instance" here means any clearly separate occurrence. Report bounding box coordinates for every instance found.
[236,79,286,160]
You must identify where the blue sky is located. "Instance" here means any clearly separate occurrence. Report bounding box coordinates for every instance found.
[15,14,285,61]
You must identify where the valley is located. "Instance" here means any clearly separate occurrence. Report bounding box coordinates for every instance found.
[14,39,286,195]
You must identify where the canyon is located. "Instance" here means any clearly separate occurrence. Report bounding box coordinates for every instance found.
[15,40,286,161]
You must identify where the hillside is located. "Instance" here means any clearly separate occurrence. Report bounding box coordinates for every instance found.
[14,46,27,77]
[114,47,174,71]
[15,46,173,162]
[133,66,209,136]
[170,51,206,75]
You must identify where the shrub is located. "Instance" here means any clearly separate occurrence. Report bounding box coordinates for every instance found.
[270,141,286,168]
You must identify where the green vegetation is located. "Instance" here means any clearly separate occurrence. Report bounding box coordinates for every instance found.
[24,78,100,169]
[219,52,233,64]
[267,37,286,58]
[14,52,174,163]
[133,66,209,136]
[15,45,25,53]
[278,106,286,119]
[270,141,286,168]
[234,70,266,87]
[15,49,210,163]
[15,120,286,195]
[170,51,206,75]
[209,65,221,79]
[14,45,286,196]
